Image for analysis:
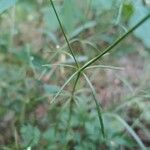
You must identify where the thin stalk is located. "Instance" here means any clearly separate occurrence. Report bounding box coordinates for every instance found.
[43,63,76,69]
[49,0,81,136]
[49,13,150,103]
[65,72,81,134]
[79,13,150,72]
[105,113,146,150]
[85,0,92,18]
[50,71,78,104]
[71,72,81,95]
[115,0,124,25]
[48,1,150,140]
[49,0,79,68]
[85,65,124,70]
[14,127,20,150]
[83,73,105,138]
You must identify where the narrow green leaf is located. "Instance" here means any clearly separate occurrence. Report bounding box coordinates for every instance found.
[50,71,78,103]
[106,113,147,150]
[83,73,105,138]
[79,13,150,71]
[49,0,79,68]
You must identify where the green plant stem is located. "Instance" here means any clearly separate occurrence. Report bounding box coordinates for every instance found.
[49,0,150,140]
[65,72,81,134]
[71,14,149,137]
[71,72,81,95]
[49,0,79,68]
[105,113,146,150]
[83,73,105,138]
[49,0,81,136]
[79,13,150,72]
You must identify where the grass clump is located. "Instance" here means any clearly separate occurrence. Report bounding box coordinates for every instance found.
[0,0,150,149]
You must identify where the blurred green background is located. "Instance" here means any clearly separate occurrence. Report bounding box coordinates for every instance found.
[0,0,150,149]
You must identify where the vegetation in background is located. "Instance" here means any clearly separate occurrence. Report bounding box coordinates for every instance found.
[0,0,150,150]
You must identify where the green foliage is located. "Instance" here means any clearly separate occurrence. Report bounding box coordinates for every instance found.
[0,0,17,14]
[0,0,150,149]
[42,6,59,32]
[61,0,84,33]
[44,84,61,94]
[122,2,134,21]
[129,0,150,48]
[20,124,41,148]
[42,96,135,149]
[91,0,114,14]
